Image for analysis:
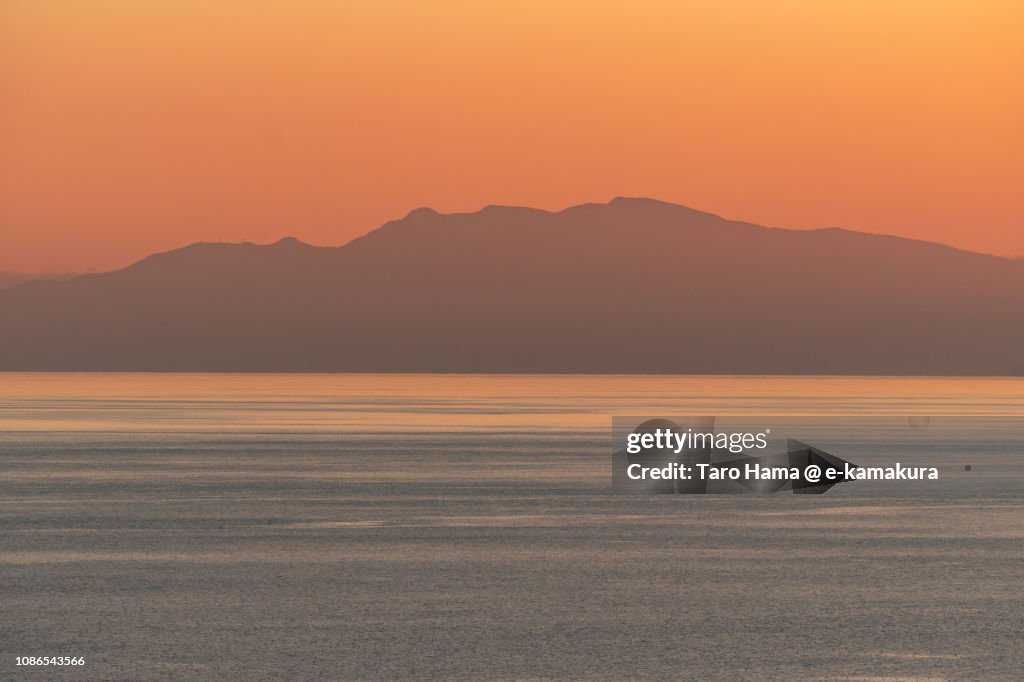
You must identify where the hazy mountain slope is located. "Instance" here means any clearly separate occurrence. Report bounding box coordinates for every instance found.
[1,198,1022,374]
[0,271,79,290]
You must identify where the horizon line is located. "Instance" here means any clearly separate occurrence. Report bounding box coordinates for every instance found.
[3,196,1021,277]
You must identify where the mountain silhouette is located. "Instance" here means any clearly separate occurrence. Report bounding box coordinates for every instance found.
[0,271,79,291]
[2,197,1022,374]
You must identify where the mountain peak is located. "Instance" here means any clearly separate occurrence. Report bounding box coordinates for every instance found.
[608,196,670,206]
[404,207,441,220]
[271,236,314,248]
[606,196,722,219]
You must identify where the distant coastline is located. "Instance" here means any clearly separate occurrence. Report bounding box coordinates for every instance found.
[2,199,1023,375]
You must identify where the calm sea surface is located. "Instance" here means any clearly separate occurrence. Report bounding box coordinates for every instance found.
[2,374,1022,680]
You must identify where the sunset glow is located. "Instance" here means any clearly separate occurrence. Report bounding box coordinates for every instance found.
[3,0,1022,271]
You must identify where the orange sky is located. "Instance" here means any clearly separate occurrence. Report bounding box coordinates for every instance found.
[2,1,1022,272]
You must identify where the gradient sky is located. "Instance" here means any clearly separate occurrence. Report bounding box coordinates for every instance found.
[2,1,1022,272]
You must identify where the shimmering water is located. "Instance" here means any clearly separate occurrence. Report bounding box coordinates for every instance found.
[2,374,1022,680]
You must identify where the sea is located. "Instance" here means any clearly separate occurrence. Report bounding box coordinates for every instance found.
[2,373,1022,680]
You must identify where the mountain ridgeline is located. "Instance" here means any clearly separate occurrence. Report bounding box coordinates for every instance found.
[2,198,1022,374]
